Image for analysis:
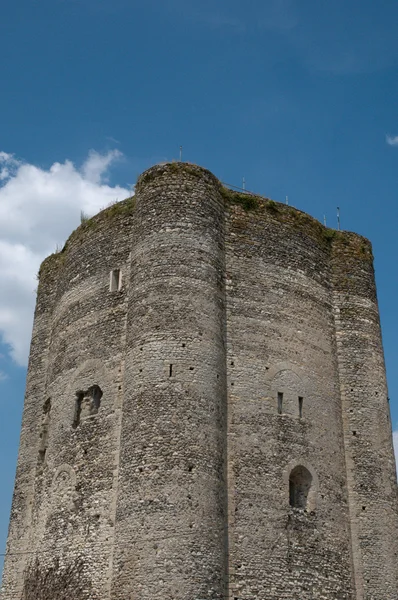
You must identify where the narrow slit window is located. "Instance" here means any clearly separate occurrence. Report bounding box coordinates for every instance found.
[298,396,303,418]
[277,392,283,415]
[169,364,173,377]
[38,398,51,464]
[110,269,122,292]
[73,391,84,428]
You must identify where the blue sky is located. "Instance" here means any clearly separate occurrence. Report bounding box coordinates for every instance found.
[2,0,398,576]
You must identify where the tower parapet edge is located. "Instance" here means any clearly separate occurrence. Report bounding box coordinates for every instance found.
[331,233,398,599]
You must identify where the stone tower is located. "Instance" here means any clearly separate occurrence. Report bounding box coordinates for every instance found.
[1,162,397,600]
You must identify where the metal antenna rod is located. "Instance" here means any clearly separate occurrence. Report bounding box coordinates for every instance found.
[324,215,327,226]
[242,177,246,190]
[179,146,183,162]
[337,206,340,231]
[286,195,289,205]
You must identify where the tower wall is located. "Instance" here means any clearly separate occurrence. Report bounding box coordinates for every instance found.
[1,256,59,599]
[225,200,354,599]
[111,164,228,600]
[1,163,397,600]
[2,201,135,599]
[331,234,398,599]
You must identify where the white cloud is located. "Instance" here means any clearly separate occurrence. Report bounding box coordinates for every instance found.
[0,152,17,163]
[0,371,7,382]
[82,149,122,184]
[0,151,19,181]
[0,150,130,366]
[386,134,398,146]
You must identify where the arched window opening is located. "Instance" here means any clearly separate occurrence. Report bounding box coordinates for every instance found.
[289,466,313,510]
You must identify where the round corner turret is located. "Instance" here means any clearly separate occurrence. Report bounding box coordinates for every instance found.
[136,161,221,191]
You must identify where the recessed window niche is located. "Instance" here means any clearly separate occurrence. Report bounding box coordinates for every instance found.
[73,385,103,428]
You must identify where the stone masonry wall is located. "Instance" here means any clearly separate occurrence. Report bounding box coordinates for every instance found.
[0,253,60,599]
[225,197,354,599]
[111,164,228,600]
[331,235,398,599]
[1,162,397,600]
[1,199,135,600]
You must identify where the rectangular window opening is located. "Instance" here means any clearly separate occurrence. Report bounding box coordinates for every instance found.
[298,396,303,418]
[169,364,173,377]
[277,392,283,415]
[110,269,122,291]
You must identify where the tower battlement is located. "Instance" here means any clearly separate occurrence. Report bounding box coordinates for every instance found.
[1,162,397,600]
